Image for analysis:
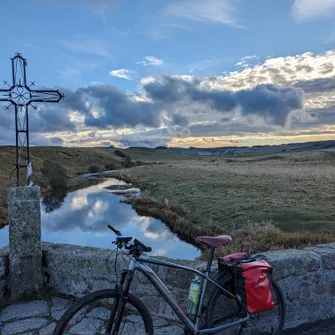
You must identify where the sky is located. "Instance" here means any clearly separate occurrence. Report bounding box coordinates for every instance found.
[0,0,335,148]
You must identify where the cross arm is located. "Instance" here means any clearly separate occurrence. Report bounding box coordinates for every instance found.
[0,88,11,102]
[30,89,64,104]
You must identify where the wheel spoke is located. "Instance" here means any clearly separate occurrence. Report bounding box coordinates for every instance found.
[53,290,153,335]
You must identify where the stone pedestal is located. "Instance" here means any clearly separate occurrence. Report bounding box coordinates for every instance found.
[8,186,42,298]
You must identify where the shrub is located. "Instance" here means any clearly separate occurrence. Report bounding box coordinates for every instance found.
[88,165,102,173]
[114,150,127,158]
[105,162,116,170]
[136,160,146,166]
[41,160,67,191]
[122,156,135,168]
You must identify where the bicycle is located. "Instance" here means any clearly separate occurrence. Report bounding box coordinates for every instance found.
[53,225,285,335]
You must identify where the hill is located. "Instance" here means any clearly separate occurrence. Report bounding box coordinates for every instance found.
[0,146,126,225]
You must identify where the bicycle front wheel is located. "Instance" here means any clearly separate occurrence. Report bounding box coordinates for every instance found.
[53,289,154,335]
[205,274,285,334]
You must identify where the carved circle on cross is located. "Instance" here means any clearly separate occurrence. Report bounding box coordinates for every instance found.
[10,86,31,106]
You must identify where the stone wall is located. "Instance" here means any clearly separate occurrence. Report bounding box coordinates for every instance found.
[1,242,335,332]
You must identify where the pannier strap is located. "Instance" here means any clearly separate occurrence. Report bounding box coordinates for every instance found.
[218,253,268,268]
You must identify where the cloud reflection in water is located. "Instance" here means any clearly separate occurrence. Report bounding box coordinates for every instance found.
[41,179,201,260]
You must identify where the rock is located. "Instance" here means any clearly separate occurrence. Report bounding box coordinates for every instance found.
[39,322,57,335]
[0,300,49,322]
[305,243,335,270]
[50,297,72,321]
[2,317,48,334]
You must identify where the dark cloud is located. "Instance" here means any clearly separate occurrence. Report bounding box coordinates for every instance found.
[236,84,304,126]
[0,87,78,134]
[188,122,274,137]
[30,104,76,132]
[294,77,335,94]
[115,138,169,148]
[78,85,161,128]
[143,76,236,111]
[50,137,64,145]
[304,105,335,126]
[143,77,303,126]
[172,114,189,126]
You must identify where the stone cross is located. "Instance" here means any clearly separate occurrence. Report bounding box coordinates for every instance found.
[0,53,63,298]
[0,53,64,186]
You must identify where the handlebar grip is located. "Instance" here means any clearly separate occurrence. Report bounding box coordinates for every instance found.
[134,238,152,253]
[108,225,122,236]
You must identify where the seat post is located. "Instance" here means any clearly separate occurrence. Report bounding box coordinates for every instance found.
[205,247,215,273]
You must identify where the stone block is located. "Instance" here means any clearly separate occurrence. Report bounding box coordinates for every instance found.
[264,249,321,280]
[8,186,42,297]
[305,243,335,270]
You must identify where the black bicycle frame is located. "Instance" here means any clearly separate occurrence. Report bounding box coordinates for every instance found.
[117,249,250,335]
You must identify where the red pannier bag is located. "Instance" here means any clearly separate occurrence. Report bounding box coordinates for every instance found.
[218,253,275,314]
[234,260,275,314]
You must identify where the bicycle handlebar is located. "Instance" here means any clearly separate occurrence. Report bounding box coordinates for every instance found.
[108,225,152,254]
[108,224,122,236]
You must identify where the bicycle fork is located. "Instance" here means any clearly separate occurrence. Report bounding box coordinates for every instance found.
[107,259,136,334]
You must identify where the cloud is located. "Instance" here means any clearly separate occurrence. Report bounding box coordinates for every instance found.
[50,137,64,145]
[143,76,304,126]
[292,0,335,21]
[2,50,334,148]
[208,51,335,92]
[109,69,135,80]
[236,85,304,126]
[77,84,161,128]
[59,36,111,58]
[235,55,259,68]
[44,76,304,134]
[0,87,78,134]
[165,0,243,28]
[293,77,335,94]
[136,56,164,66]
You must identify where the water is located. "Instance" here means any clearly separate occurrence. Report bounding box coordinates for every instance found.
[0,179,201,260]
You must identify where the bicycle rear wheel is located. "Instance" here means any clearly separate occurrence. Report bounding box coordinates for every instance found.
[53,289,154,335]
[205,274,285,334]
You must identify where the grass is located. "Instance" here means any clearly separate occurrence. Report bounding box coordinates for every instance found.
[107,150,335,234]
[106,149,335,253]
[121,189,334,254]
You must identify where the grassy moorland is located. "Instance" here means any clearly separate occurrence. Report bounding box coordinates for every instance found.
[1,145,334,253]
[107,149,335,253]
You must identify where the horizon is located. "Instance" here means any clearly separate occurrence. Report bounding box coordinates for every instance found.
[0,0,335,148]
[2,137,334,150]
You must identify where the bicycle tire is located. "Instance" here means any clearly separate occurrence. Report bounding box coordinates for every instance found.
[53,289,154,335]
[205,273,285,334]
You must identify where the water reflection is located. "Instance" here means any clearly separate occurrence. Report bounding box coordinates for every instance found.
[0,179,201,259]
[42,190,67,213]
[40,179,201,260]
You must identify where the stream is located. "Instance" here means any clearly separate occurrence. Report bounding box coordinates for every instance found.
[0,178,201,260]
